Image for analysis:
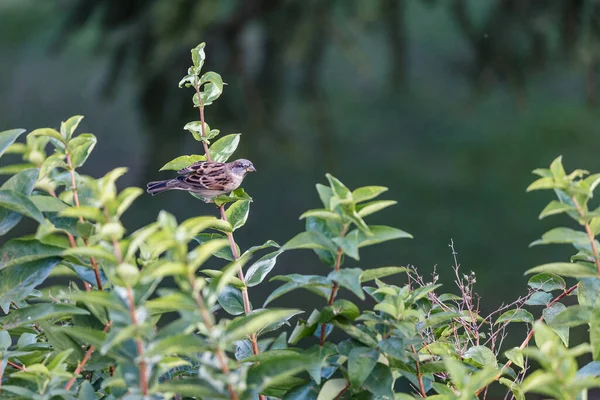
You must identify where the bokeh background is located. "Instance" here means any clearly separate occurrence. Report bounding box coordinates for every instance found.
[1,0,599,321]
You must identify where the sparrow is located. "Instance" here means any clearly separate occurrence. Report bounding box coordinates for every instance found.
[147,158,256,200]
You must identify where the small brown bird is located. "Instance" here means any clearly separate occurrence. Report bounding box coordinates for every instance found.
[147,159,256,201]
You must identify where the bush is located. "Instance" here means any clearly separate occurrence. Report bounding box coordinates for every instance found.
[0,42,599,400]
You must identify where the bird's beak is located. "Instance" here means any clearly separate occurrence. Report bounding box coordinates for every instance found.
[247,165,256,172]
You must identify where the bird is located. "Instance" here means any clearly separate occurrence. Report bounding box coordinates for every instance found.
[146,158,256,201]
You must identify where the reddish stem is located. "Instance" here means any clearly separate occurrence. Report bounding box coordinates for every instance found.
[65,322,112,391]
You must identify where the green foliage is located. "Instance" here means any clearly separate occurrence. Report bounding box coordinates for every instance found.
[0,44,599,400]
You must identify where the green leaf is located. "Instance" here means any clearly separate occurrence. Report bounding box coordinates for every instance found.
[30,195,68,212]
[183,121,210,142]
[325,174,351,200]
[195,233,235,261]
[62,246,118,263]
[0,303,89,329]
[283,231,337,252]
[59,290,127,312]
[526,177,556,192]
[243,239,280,256]
[159,154,206,171]
[0,128,26,157]
[317,379,348,400]
[348,347,378,387]
[60,325,107,349]
[525,262,597,278]
[527,273,566,292]
[530,227,590,247]
[0,190,44,223]
[549,155,566,180]
[0,168,39,235]
[578,277,600,307]
[226,200,250,231]
[363,363,394,399]
[78,380,95,400]
[0,238,63,271]
[425,311,460,327]
[284,382,320,400]
[539,200,575,219]
[187,238,231,273]
[355,225,413,247]
[224,309,301,343]
[154,379,228,399]
[116,187,143,217]
[505,348,525,369]
[332,234,359,260]
[361,266,407,282]
[209,134,240,163]
[357,200,397,218]
[265,275,332,306]
[578,361,600,377]
[352,186,388,203]
[199,71,224,105]
[328,268,364,300]
[0,258,60,311]
[68,133,96,168]
[245,251,282,287]
[549,305,593,327]
[61,115,84,140]
[590,312,600,361]
[207,254,251,303]
[146,334,208,358]
[316,184,334,209]
[299,209,343,222]
[247,353,311,392]
[218,286,246,315]
[59,205,105,222]
[542,303,569,346]
[463,345,497,368]
[331,321,377,347]
[495,309,534,325]
[525,291,553,306]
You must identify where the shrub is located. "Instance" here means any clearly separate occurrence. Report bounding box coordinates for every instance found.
[0,42,599,400]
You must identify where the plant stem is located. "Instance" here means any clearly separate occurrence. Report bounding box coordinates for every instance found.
[218,205,261,358]
[187,271,239,400]
[572,196,600,275]
[411,345,427,397]
[195,78,212,162]
[65,322,112,391]
[110,238,148,396]
[65,153,103,290]
[320,225,348,346]
[476,284,578,395]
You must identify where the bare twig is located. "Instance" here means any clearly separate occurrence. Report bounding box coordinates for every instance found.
[411,345,427,397]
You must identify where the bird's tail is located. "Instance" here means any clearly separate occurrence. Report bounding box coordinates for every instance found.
[146,180,173,196]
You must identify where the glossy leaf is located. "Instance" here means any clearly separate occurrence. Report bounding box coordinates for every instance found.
[530,227,590,247]
[154,379,228,399]
[61,115,84,140]
[209,134,240,162]
[0,238,63,271]
[0,168,39,235]
[317,379,347,400]
[0,258,60,312]
[226,200,250,231]
[355,225,413,247]
[0,190,44,223]
[0,303,89,329]
[495,309,534,325]
[505,348,525,369]
[357,200,397,218]
[363,363,394,399]
[527,273,566,292]
[218,286,246,315]
[328,268,364,300]
[539,201,574,219]
[265,275,332,306]
[224,309,301,343]
[543,303,569,346]
[361,266,407,282]
[68,133,97,168]
[348,347,378,387]
[245,251,282,287]
[578,277,600,307]
[283,231,337,252]
[525,262,597,278]
[549,305,593,327]
[159,154,206,171]
[0,128,26,157]
[352,186,388,203]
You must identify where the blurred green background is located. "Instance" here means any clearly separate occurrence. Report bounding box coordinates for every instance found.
[1,0,599,314]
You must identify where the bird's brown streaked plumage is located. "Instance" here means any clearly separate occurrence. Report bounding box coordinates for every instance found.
[146,159,256,201]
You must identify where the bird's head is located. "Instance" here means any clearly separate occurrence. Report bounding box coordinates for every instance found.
[230,159,256,176]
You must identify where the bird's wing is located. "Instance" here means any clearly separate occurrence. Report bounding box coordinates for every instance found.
[176,173,229,191]
[177,160,224,175]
